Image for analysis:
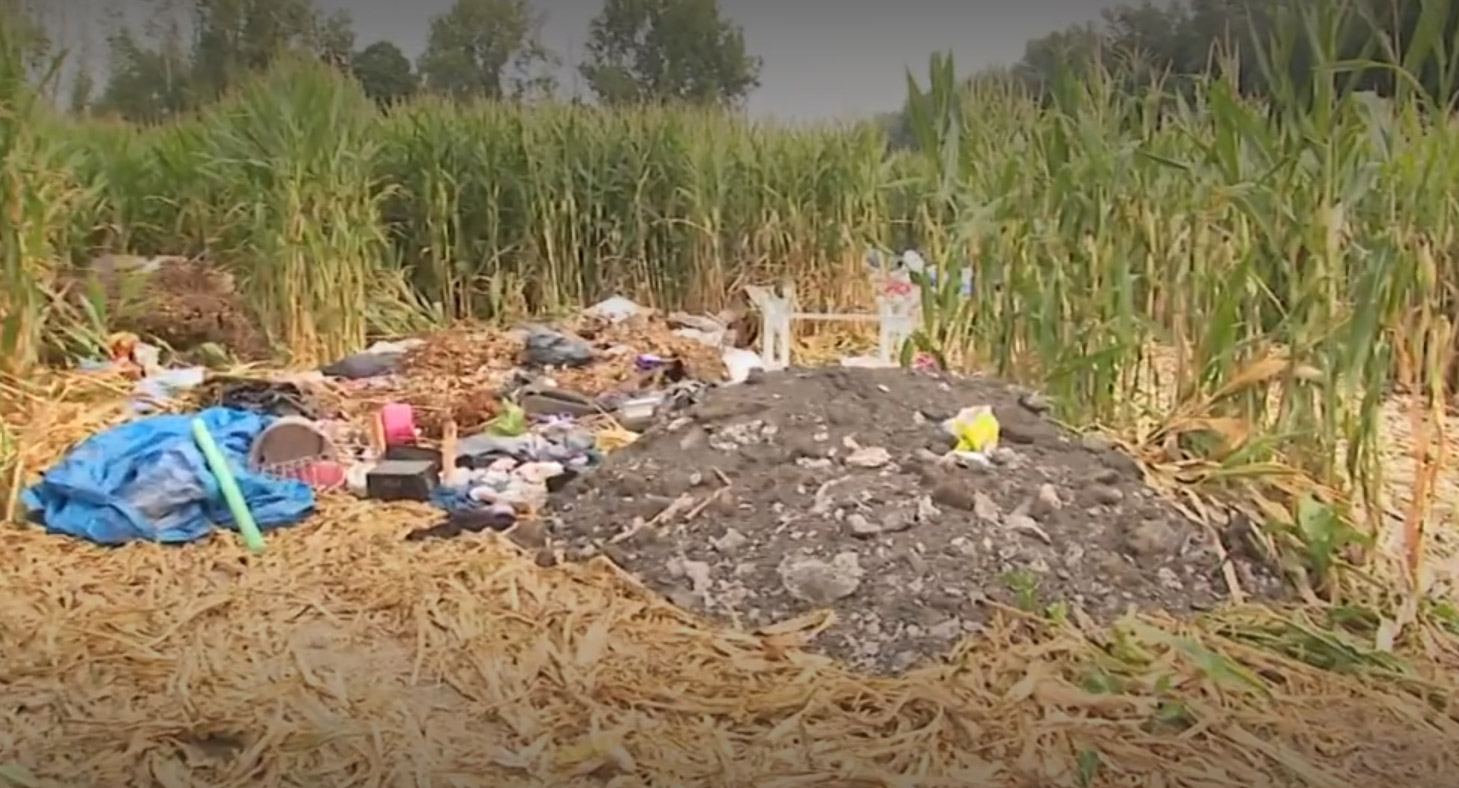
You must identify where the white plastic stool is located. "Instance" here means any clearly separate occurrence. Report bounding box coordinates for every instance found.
[745,277,920,371]
[876,296,916,366]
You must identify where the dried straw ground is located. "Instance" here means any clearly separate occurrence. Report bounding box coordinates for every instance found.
[1116,341,1459,594]
[3,370,1459,788]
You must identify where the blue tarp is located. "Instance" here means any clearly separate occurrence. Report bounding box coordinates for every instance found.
[21,407,315,546]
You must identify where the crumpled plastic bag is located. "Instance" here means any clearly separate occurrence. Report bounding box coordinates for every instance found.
[131,366,206,413]
[943,405,1000,453]
[722,347,766,384]
[584,296,644,323]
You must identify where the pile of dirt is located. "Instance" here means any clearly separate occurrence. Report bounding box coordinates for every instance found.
[550,366,1287,673]
[113,259,269,361]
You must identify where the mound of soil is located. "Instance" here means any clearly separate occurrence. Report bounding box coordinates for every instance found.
[114,259,269,361]
[550,367,1285,673]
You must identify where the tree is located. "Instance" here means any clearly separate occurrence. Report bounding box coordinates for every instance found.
[93,7,192,123]
[93,0,361,122]
[2,0,53,81]
[67,68,93,115]
[579,0,760,107]
[417,0,559,101]
[314,9,356,70]
[189,0,322,98]
[352,40,416,105]
[1005,0,1459,106]
[1014,22,1106,95]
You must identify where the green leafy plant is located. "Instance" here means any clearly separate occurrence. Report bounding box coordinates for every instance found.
[1075,748,1101,787]
[1001,569,1041,612]
[1292,494,1372,589]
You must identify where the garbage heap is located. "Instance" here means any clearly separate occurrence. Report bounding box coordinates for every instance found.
[19,297,765,550]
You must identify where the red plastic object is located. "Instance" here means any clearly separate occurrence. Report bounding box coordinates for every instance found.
[297,460,345,489]
[380,403,416,446]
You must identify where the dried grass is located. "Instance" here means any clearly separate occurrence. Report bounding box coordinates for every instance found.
[2,371,1459,788]
[1122,343,1459,593]
[388,326,522,432]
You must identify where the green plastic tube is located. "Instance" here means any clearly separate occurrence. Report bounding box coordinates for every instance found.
[191,417,265,553]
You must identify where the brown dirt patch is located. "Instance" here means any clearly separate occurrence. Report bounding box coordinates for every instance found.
[113,259,269,361]
[551,367,1287,673]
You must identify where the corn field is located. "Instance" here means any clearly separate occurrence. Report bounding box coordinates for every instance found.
[3,3,1457,576]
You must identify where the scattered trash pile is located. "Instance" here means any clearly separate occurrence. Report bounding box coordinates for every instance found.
[317,297,759,434]
[547,366,1286,673]
[18,297,754,552]
[19,291,1283,676]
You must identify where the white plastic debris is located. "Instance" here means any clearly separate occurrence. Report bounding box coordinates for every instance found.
[345,462,375,496]
[584,296,644,323]
[441,465,485,489]
[132,342,162,374]
[839,355,897,368]
[513,461,565,485]
[901,249,928,273]
[364,338,424,354]
[943,405,1000,453]
[467,461,565,513]
[722,347,766,384]
[673,327,724,347]
[503,479,549,512]
[130,366,206,414]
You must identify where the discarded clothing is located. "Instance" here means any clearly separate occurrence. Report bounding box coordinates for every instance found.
[521,325,594,368]
[430,485,484,514]
[320,351,402,380]
[22,407,315,546]
[406,506,516,541]
[455,432,597,468]
[199,376,320,419]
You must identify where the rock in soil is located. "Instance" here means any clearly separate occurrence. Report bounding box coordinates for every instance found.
[549,367,1284,674]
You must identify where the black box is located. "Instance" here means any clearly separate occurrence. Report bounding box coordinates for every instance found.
[384,445,442,464]
[365,459,440,502]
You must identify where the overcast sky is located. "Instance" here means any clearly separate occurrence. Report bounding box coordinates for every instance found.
[54,0,1117,121]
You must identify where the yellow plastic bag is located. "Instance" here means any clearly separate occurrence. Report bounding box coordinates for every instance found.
[945,405,1000,453]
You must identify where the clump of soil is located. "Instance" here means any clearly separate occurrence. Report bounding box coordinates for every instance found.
[549,366,1285,674]
[114,259,269,361]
